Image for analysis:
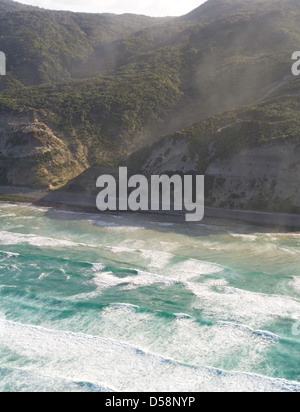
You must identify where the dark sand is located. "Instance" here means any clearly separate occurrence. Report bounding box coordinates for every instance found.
[1,185,300,230]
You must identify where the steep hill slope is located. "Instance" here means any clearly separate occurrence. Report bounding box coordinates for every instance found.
[0,0,164,88]
[67,75,300,215]
[0,65,181,188]
[0,0,300,203]
[123,76,300,214]
[109,0,300,129]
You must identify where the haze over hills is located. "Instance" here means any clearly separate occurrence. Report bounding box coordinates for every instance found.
[0,0,300,213]
[0,1,164,87]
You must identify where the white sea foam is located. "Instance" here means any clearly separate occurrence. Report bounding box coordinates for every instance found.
[188,282,300,328]
[204,278,228,287]
[72,267,175,300]
[50,304,282,379]
[0,203,19,208]
[1,203,300,391]
[109,303,140,310]
[90,256,223,293]
[200,238,300,260]
[159,241,179,252]
[91,263,107,272]
[90,305,282,375]
[82,269,175,296]
[173,313,194,319]
[88,255,223,294]
[0,366,114,392]
[0,312,6,336]
[290,277,300,293]
[0,319,299,392]
[0,250,20,258]
[140,249,173,268]
[91,220,118,227]
[105,245,136,254]
[0,230,94,248]
[106,226,144,232]
[229,233,258,242]
[107,246,223,281]
[215,321,279,341]
[74,272,126,299]
[168,259,223,282]
[278,247,298,255]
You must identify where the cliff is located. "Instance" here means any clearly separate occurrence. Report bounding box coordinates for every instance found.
[0,0,300,215]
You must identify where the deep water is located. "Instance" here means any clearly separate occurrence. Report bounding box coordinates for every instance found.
[0,202,299,392]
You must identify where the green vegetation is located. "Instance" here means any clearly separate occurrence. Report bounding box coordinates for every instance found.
[0,0,300,208]
[0,194,33,202]
[195,94,300,169]
[0,64,182,186]
[127,93,300,173]
[0,2,162,87]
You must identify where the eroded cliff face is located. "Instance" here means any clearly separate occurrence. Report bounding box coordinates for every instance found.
[205,141,300,213]
[0,110,86,188]
[140,138,199,176]
[132,136,300,214]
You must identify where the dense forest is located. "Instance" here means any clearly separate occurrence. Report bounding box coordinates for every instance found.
[0,0,300,212]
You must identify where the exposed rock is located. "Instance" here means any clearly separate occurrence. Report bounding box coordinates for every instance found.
[140,138,199,176]
[205,141,300,213]
[0,110,85,188]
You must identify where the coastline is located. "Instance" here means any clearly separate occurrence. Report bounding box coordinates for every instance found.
[1,185,300,230]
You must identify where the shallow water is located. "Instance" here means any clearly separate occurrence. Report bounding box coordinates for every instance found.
[0,202,299,392]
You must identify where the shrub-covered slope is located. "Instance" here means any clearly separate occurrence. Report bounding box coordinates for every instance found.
[0,0,300,203]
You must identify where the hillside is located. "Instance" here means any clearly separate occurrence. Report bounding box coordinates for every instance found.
[0,65,181,188]
[0,0,164,87]
[125,78,300,214]
[0,0,300,215]
[67,76,300,214]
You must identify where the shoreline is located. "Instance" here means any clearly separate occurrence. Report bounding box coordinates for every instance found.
[1,185,300,230]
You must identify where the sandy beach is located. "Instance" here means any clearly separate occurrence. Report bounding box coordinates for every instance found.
[1,185,300,230]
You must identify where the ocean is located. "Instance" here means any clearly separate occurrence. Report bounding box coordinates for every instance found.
[0,201,299,392]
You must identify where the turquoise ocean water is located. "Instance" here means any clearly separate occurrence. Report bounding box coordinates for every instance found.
[0,201,299,392]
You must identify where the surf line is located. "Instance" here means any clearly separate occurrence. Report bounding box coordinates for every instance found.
[96,167,204,222]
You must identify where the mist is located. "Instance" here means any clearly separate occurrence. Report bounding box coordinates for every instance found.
[16,0,207,16]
